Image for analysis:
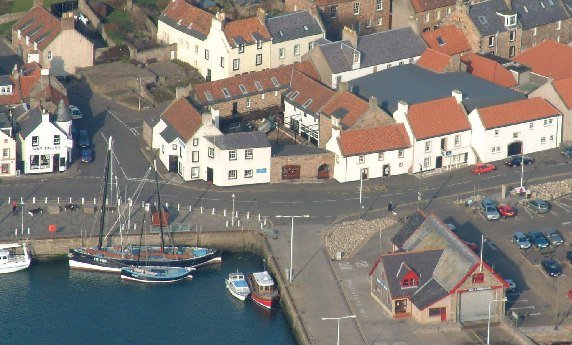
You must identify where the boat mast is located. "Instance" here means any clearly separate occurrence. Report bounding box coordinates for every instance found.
[153,160,165,252]
[98,137,113,250]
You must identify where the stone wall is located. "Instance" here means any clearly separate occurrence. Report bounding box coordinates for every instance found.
[415,6,455,33]
[128,42,177,63]
[521,19,572,51]
[316,0,391,40]
[209,90,285,118]
[270,151,335,182]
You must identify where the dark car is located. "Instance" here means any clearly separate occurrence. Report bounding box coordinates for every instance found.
[561,146,572,158]
[80,148,93,163]
[544,228,565,246]
[527,231,550,249]
[527,199,550,214]
[567,251,572,265]
[505,156,535,167]
[541,259,562,277]
[78,129,90,148]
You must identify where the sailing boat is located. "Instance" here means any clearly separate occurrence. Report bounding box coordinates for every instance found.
[120,163,194,283]
[0,242,31,274]
[68,136,221,272]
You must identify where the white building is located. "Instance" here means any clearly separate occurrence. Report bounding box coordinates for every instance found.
[326,120,412,182]
[0,112,16,176]
[18,101,73,174]
[468,98,562,163]
[393,91,475,173]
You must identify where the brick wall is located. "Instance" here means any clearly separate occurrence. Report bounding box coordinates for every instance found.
[521,19,572,51]
[270,152,335,182]
[319,113,333,147]
[285,0,316,12]
[415,6,455,33]
[209,90,285,118]
[478,29,522,59]
[317,0,391,40]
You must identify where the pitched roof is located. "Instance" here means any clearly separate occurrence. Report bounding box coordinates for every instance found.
[513,40,572,80]
[19,106,44,139]
[160,0,212,40]
[320,91,369,128]
[468,0,512,36]
[338,123,411,156]
[391,210,427,249]
[266,11,323,44]
[205,131,270,149]
[224,16,271,46]
[55,99,71,122]
[512,0,570,30]
[161,97,202,142]
[416,48,451,73]
[318,41,356,74]
[0,76,22,106]
[284,71,335,115]
[406,97,470,139]
[477,97,560,129]
[411,0,456,12]
[553,77,572,109]
[14,5,61,50]
[356,28,427,68]
[271,143,330,156]
[461,53,517,88]
[422,25,471,56]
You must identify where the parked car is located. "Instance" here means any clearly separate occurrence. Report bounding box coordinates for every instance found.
[481,198,500,220]
[505,156,535,167]
[471,163,496,174]
[567,251,572,265]
[541,259,562,277]
[80,148,93,163]
[505,279,517,293]
[445,224,457,232]
[544,228,564,246]
[527,199,550,214]
[561,146,572,158]
[498,204,516,217]
[512,231,531,249]
[69,105,82,120]
[527,231,550,249]
[78,130,89,148]
[463,241,479,252]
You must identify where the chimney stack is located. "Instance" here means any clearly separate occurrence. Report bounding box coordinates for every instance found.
[256,8,266,24]
[33,0,43,8]
[342,26,358,48]
[61,12,74,31]
[452,89,463,104]
[397,100,409,114]
[41,108,50,122]
[368,96,379,110]
[337,81,348,93]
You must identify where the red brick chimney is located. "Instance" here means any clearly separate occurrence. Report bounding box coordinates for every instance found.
[33,0,43,7]
[61,12,75,31]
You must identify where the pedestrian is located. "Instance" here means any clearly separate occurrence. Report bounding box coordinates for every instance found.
[11,201,17,216]
[387,202,393,212]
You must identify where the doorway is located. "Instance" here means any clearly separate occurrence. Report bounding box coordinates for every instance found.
[440,307,447,321]
[232,102,238,115]
[382,164,390,177]
[207,167,213,183]
[206,69,211,82]
[394,299,408,314]
[507,141,523,156]
[436,156,443,169]
[168,155,178,173]
[361,168,368,180]
[52,154,59,172]
[317,164,329,179]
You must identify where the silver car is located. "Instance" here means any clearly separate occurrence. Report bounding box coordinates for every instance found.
[512,232,531,249]
[545,228,564,246]
[481,198,500,220]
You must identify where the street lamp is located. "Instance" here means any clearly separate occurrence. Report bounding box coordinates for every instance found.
[275,214,309,283]
[359,168,363,208]
[519,143,525,190]
[321,315,356,345]
[136,77,142,112]
[487,297,507,344]
[231,194,235,227]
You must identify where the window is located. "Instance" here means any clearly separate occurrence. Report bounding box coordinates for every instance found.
[208,147,215,158]
[472,273,485,283]
[193,138,199,146]
[425,12,430,22]
[172,144,177,150]
[192,151,199,162]
[246,98,251,108]
[245,149,253,159]
[488,36,495,47]
[279,48,285,60]
[191,167,200,178]
[447,7,452,14]
[399,162,403,167]
[505,15,516,26]
[359,155,365,163]
[533,28,537,36]
[1,163,9,174]
[330,5,338,18]
[398,150,404,158]
[401,277,418,287]
[424,157,431,168]
[544,119,553,126]
[425,141,431,153]
[3,148,9,158]
[222,88,231,98]
[436,10,440,19]
[541,137,546,144]
[244,169,253,178]
[257,40,262,49]
[353,2,360,14]
[205,49,209,60]
[54,135,60,145]
[509,30,516,42]
[376,0,382,10]
[509,46,515,58]
[195,45,198,53]
[32,136,39,147]
[378,152,384,161]
[220,57,225,68]
[47,51,52,60]
[491,146,500,153]
[256,54,262,66]
[377,17,383,26]
[229,150,237,160]
[228,170,237,180]
[529,122,534,129]
[180,147,183,158]
[308,41,314,51]
[454,135,460,147]
[238,44,244,53]
[302,99,313,108]
[556,20,561,30]
[294,44,300,56]
[353,51,359,63]
[494,129,499,137]
[513,132,519,139]
[550,135,555,142]
[365,19,371,28]
[233,58,240,71]
[271,77,280,87]
[429,308,442,317]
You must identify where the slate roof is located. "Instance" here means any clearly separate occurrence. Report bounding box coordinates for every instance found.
[338,124,411,156]
[224,16,271,46]
[468,0,513,36]
[411,0,456,12]
[477,97,560,129]
[160,0,212,40]
[348,64,526,114]
[422,25,471,56]
[0,75,11,86]
[0,76,21,106]
[512,0,570,30]
[160,97,203,142]
[205,132,270,150]
[411,277,449,310]
[318,41,356,74]
[513,40,572,80]
[406,97,471,139]
[19,106,43,139]
[356,28,427,68]
[271,143,330,156]
[320,91,369,128]
[565,0,572,11]
[284,71,335,116]
[0,112,10,129]
[553,76,572,109]
[14,5,61,50]
[266,11,323,44]
[55,99,71,122]
[461,53,517,88]
[416,48,452,73]
[391,210,427,249]
[159,123,179,143]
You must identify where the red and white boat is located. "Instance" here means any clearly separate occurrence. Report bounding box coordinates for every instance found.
[246,271,279,309]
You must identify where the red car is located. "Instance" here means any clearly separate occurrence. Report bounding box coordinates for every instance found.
[471,163,496,174]
[498,204,516,217]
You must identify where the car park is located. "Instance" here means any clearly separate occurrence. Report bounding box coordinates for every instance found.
[512,232,531,249]
[481,198,500,220]
[69,105,82,120]
[544,228,564,246]
[505,279,517,293]
[527,231,550,249]
[541,259,562,277]
[527,199,550,214]
[80,148,93,163]
[471,163,496,174]
[505,156,535,167]
[498,204,516,217]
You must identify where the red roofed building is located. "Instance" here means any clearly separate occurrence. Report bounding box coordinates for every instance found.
[461,53,517,88]
[513,40,572,81]
[394,92,476,173]
[468,98,562,162]
[416,48,455,73]
[11,0,93,76]
[422,25,470,56]
[530,76,572,142]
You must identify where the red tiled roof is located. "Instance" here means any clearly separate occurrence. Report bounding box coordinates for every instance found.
[416,48,451,73]
[0,76,22,106]
[162,98,203,142]
[224,16,271,46]
[553,77,572,109]
[193,61,318,105]
[407,97,470,139]
[20,75,41,99]
[286,71,335,114]
[411,0,456,12]
[13,6,61,50]
[477,98,561,129]
[461,53,517,88]
[320,91,369,128]
[163,0,212,37]
[339,123,411,156]
[513,40,572,80]
[422,25,471,56]
[22,62,42,76]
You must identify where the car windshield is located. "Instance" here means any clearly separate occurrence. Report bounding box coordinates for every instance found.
[517,235,526,242]
[486,206,496,212]
[547,262,558,269]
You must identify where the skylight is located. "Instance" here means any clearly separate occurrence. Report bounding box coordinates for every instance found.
[540,1,545,8]
[239,84,247,94]
[204,91,213,101]
[290,91,300,100]
[302,99,313,108]
[271,77,280,87]
[254,81,263,91]
[478,16,488,24]
[436,36,445,46]
[222,88,231,98]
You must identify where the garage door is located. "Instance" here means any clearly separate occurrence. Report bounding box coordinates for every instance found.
[459,290,494,322]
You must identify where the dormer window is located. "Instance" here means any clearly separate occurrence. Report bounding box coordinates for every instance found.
[401,277,418,287]
[353,51,360,63]
[505,14,516,27]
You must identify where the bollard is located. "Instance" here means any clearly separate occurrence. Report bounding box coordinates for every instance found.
[177,204,180,211]
[57,197,60,203]
[45,197,48,204]
[260,223,263,229]
[189,205,192,212]
[223,209,227,217]
[226,220,229,227]
[247,211,250,219]
[8,197,10,203]
[200,206,203,213]
[264,218,267,226]
[33,197,36,204]
[212,208,215,215]
[133,223,136,230]
[258,214,261,221]
[20,197,23,203]
[237,220,241,227]
[94,198,96,205]
[82,197,85,204]
[142,201,145,208]
[165,202,169,208]
[118,199,121,206]
[69,197,72,203]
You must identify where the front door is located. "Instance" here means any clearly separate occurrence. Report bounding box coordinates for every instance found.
[436,156,443,169]
[508,141,523,156]
[232,102,238,115]
[207,167,213,183]
[206,69,211,82]
[440,307,447,321]
[361,168,368,180]
[168,155,178,173]
[52,154,59,172]
[382,164,390,177]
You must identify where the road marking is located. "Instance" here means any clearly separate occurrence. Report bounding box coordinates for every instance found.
[509,306,535,310]
[562,221,572,225]
[312,199,336,203]
[527,312,542,316]
[338,262,352,270]
[487,242,498,251]
[107,109,139,136]
[552,201,572,213]
[270,201,303,204]
[509,299,529,303]
[237,200,258,203]
[355,260,369,268]
[343,197,371,201]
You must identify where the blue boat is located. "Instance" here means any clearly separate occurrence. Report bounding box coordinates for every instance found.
[120,266,193,283]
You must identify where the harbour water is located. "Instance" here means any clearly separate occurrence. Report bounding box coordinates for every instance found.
[0,251,296,345]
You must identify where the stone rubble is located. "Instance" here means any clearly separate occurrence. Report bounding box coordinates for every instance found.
[325,217,397,259]
[529,178,572,200]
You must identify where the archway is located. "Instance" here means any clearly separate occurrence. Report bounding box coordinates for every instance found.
[317,164,329,179]
[507,141,523,156]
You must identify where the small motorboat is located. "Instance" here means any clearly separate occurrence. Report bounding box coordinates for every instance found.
[0,243,31,274]
[225,271,250,301]
[120,266,193,283]
[246,271,279,309]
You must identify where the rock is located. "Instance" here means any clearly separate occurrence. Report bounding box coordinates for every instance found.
[529,178,572,200]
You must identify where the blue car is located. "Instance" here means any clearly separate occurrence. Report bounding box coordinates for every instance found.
[80,148,93,163]
[527,231,549,249]
[541,259,562,277]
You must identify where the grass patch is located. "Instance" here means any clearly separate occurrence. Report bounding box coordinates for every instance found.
[0,20,15,37]
[8,0,64,12]
[107,11,132,31]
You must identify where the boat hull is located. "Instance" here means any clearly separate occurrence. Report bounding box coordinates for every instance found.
[225,280,249,301]
[250,293,275,309]
[0,262,31,274]
[120,267,192,283]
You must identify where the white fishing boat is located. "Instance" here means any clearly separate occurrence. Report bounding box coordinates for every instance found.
[0,243,31,274]
[225,271,251,301]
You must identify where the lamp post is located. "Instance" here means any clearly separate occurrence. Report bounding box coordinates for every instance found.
[487,297,507,344]
[231,193,235,227]
[321,315,356,345]
[519,144,525,190]
[275,214,309,283]
[359,168,363,208]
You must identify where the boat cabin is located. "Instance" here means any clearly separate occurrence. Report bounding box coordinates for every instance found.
[0,249,10,263]
[251,271,275,293]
